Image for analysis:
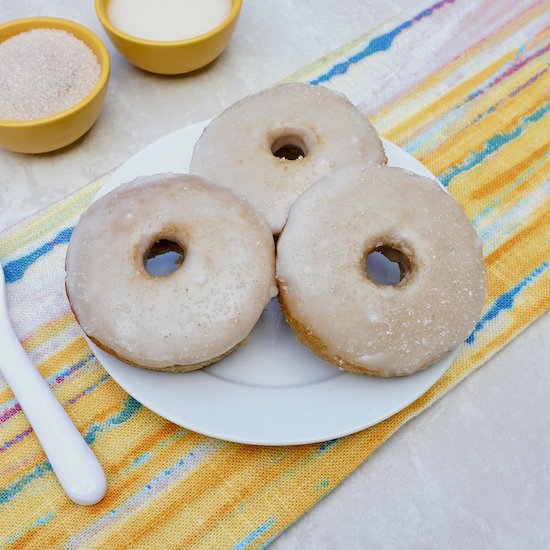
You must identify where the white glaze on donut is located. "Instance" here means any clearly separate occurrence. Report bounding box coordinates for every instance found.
[65,173,276,371]
[276,163,486,377]
[190,83,386,234]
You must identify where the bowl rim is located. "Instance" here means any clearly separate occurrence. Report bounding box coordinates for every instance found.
[94,0,242,47]
[0,16,110,128]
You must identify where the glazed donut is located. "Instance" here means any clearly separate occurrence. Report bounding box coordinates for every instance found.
[190,83,386,234]
[276,163,486,377]
[65,173,276,372]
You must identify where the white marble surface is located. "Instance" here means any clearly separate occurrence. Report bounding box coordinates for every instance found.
[1,1,549,548]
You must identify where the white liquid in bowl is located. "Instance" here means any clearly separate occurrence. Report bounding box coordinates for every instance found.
[108,0,232,41]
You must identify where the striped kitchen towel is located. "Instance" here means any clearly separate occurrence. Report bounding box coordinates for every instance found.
[0,0,549,547]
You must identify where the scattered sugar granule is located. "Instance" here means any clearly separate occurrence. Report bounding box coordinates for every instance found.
[0,28,101,121]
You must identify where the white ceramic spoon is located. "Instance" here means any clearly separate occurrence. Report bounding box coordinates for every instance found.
[0,262,107,505]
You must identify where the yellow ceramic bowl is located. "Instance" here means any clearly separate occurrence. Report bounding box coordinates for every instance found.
[0,17,110,155]
[95,0,242,75]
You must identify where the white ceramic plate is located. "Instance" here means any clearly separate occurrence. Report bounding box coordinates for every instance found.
[89,120,458,445]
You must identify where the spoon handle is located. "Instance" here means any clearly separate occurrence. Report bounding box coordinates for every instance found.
[0,319,107,505]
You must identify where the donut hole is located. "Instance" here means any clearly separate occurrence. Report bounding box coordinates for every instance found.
[144,239,185,278]
[271,134,309,160]
[365,246,411,286]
